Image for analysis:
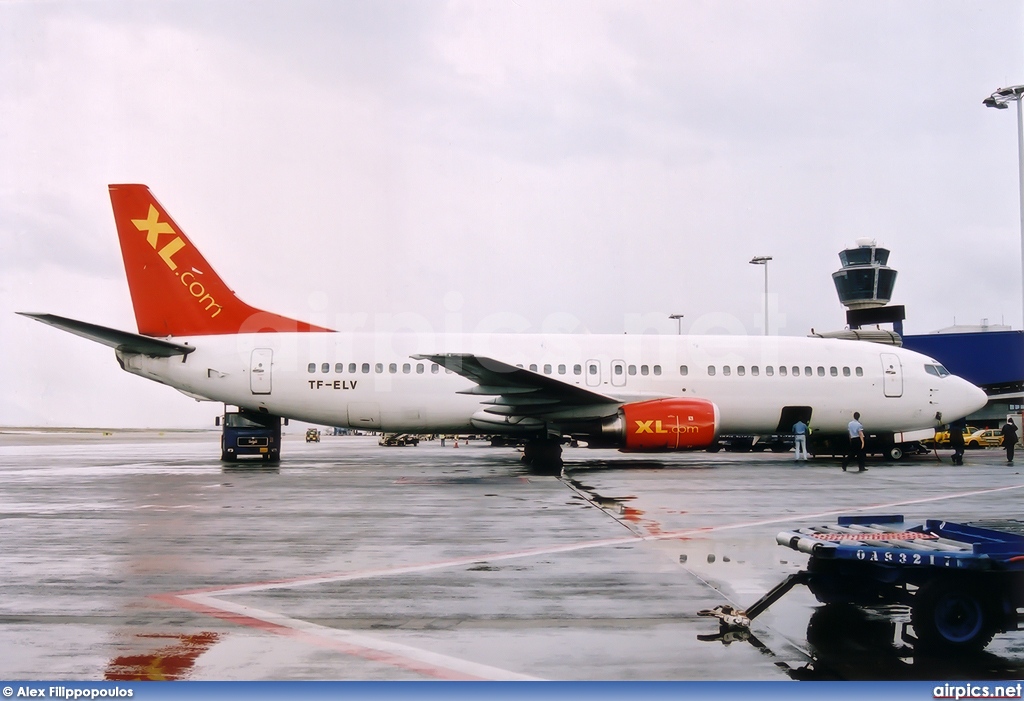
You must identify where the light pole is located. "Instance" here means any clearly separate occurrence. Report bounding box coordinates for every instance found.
[983,85,1024,329]
[749,256,772,335]
[668,313,684,335]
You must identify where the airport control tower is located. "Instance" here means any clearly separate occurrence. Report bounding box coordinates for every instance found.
[832,238,905,334]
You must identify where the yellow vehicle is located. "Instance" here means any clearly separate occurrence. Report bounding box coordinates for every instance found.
[965,429,1002,449]
[305,428,320,442]
[932,426,978,445]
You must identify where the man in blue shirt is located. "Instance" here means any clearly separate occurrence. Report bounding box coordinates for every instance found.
[792,419,809,461]
[841,412,866,472]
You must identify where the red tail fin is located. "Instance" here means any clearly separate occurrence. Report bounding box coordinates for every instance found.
[109,184,332,337]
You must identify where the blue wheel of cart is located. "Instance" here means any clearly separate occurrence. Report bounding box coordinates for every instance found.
[911,577,995,653]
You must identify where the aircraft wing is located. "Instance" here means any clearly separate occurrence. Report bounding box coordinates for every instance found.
[18,313,195,358]
[412,353,622,419]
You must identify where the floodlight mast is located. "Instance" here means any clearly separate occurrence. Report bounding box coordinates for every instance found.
[984,85,1024,329]
[749,256,772,335]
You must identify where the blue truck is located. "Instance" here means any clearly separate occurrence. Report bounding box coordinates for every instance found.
[216,409,283,463]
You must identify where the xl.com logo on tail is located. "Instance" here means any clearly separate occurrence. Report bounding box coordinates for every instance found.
[132,204,223,319]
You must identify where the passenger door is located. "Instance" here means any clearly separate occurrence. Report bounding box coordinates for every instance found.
[880,352,903,398]
[250,348,273,395]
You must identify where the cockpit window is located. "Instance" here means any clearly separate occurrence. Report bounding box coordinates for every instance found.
[925,364,950,378]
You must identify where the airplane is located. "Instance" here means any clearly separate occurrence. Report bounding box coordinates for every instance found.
[20,184,988,470]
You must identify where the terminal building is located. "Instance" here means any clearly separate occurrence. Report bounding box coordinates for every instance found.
[828,239,1024,426]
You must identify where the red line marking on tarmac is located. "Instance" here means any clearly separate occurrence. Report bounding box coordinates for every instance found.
[149,592,508,680]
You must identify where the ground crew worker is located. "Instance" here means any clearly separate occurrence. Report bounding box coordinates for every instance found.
[842,412,866,472]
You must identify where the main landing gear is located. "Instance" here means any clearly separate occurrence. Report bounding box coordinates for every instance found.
[522,438,563,475]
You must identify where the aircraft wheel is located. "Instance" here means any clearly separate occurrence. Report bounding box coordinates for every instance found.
[911,577,995,653]
[523,440,563,475]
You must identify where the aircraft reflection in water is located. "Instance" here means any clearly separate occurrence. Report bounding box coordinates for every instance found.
[21,185,986,470]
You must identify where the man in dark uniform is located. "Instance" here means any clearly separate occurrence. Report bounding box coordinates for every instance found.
[1001,418,1019,465]
[949,417,966,466]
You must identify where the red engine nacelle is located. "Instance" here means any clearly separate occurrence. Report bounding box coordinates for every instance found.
[603,397,719,451]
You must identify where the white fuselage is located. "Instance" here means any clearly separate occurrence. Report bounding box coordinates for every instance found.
[116,332,988,437]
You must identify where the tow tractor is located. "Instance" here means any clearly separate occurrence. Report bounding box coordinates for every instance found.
[699,515,1024,653]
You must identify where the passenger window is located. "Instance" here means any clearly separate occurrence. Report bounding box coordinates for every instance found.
[375,363,383,374]
[362,363,370,373]
[817,366,825,377]
[737,366,746,376]
[779,366,786,376]
[544,364,553,374]
[348,363,356,373]
[679,365,688,376]
[792,367,800,377]
[843,367,850,377]
[855,367,863,377]
[431,364,439,374]
[307,363,316,374]
[766,366,774,376]
[653,365,662,376]
[751,366,759,376]
[574,364,582,375]
[805,366,812,376]
[529,364,538,372]
[321,363,330,374]
[403,363,411,374]
[641,365,649,376]
[629,365,637,375]
[723,366,731,376]
[416,363,424,374]
[708,365,716,376]
[613,364,622,375]
[558,364,566,375]
[387,363,396,374]
[588,364,598,375]
[335,363,344,374]
[830,366,838,377]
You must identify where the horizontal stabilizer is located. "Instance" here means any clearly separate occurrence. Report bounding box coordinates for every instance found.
[18,313,195,357]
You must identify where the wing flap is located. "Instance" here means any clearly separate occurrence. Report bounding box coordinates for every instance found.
[412,352,621,419]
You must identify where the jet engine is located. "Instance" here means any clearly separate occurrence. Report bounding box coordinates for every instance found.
[600,397,719,451]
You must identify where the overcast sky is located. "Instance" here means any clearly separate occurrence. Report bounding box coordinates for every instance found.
[2,1,1022,428]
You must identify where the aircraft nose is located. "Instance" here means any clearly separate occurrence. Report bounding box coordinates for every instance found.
[953,379,988,419]
[968,382,988,414]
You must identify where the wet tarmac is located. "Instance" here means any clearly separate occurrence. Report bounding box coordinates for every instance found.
[1,430,1023,681]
